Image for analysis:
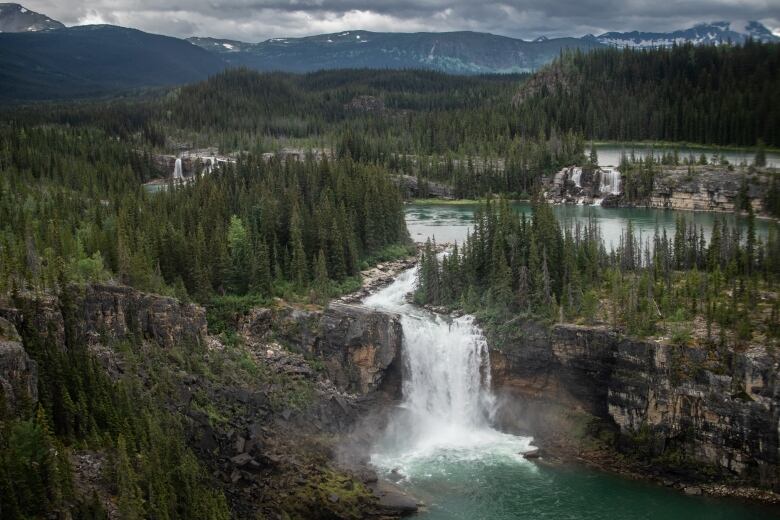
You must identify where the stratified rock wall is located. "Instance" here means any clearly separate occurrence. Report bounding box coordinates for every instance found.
[492,322,780,489]
[240,302,404,397]
[0,316,37,409]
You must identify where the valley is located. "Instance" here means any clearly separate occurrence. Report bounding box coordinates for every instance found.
[0,4,779,518]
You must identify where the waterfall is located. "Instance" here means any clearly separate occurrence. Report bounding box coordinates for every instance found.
[364,267,533,471]
[173,158,183,180]
[599,167,621,195]
[569,167,582,188]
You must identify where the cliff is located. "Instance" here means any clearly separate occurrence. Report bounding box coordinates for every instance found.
[1,284,410,518]
[239,302,404,397]
[0,316,37,411]
[491,320,780,493]
[547,164,776,215]
[644,166,768,213]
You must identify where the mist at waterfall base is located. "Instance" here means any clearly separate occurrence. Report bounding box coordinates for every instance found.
[359,251,776,519]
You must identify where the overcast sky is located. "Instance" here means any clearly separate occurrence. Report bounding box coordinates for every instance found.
[24,0,780,42]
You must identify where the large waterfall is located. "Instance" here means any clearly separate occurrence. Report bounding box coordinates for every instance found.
[363,267,533,475]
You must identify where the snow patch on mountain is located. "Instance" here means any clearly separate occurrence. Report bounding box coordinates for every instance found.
[0,3,64,32]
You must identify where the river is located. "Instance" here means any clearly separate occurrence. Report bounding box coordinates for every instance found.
[359,203,778,519]
[406,202,775,249]
[590,144,780,168]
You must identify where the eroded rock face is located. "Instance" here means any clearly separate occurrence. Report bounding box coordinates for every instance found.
[318,303,403,395]
[0,316,37,409]
[240,302,404,397]
[648,167,767,213]
[492,321,780,489]
[76,284,207,349]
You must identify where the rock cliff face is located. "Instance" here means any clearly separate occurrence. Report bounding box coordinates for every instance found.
[2,284,206,352]
[491,321,780,490]
[239,302,404,397]
[646,166,767,213]
[75,284,207,349]
[394,174,455,199]
[0,316,37,410]
[546,164,774,215]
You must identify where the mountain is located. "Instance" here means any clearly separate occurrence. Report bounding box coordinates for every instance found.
[593,21,780,48]
[188,30,604,74]
[0,2,63,32]
[0,24,226,101]
[188,21,779,75]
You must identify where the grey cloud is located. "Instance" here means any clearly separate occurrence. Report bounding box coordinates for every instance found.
[23,0,780,42]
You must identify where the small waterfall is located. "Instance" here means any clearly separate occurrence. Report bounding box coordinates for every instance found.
[569,167,582,188]
[599,167,621,195]
[173,158,183,180]
[364,267,533,470]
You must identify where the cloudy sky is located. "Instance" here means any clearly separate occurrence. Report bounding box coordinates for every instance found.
[24,0,780,42]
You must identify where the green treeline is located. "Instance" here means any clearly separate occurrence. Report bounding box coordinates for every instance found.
[516,42,780,147]
[0,125,409,303]
[417,199,780,344]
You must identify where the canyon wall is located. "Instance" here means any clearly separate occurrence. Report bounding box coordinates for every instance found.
[491,321,780,490]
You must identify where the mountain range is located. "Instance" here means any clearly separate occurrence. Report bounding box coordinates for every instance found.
[0,2,778,101]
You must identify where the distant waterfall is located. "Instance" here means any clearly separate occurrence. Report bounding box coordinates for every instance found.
[570,167,583,188]
[173,158,183,180]
[599,167,622,195]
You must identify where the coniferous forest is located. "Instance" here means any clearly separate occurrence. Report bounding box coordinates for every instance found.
[1,37,780,520]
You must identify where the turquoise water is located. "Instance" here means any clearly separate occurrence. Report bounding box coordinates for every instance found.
[392,456,777,520]
[406,202,774,248]
[591,144,780,168]
[393,203,780,519]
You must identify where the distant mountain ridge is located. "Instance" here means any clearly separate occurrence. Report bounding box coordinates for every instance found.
[0,24,225,101]
[592,20,780,48]
[0,2,779,101]
[0,2,63,32]
[188,30,601,74]
[188,21,779,74]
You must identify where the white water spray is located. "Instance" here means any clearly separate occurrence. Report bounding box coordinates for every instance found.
[363,267,533,473]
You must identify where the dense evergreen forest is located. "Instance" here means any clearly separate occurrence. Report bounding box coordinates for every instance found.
[0,125,408,305]
[416,198,780,348]
[516,42,780,147]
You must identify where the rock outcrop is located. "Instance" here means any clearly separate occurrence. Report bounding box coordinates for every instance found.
[240,302,404,397]
[318,303,403,395]
[0,316,37,409]
[3,284,206,353]
[646,166,767,213]
[394,174,455,199]
[491,321,780,490]
[76,284,207,349]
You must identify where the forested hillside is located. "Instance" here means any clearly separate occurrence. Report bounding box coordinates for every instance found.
[514,42,780,147]
[0,125,408,304]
